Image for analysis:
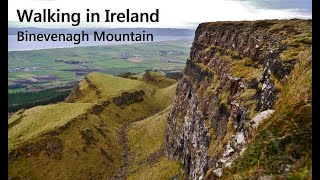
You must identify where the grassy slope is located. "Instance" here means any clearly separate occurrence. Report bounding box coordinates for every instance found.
[8,103,92,150]
[66,72,157,103]
[8,72,181,179]
[9,112,123,179]
[127,107,184,180]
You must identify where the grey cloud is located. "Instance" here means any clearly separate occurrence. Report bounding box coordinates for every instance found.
[238,0,311,13]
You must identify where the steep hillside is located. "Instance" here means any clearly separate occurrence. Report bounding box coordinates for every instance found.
[8,72,181,179]
[165,19,312,179]
[126,107,184,180]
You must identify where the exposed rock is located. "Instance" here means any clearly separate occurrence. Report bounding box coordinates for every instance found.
[259,175,273,180]
[165,20,310,179]
[102,100,111,107]
[45,138,63,159]
[235,131,245,144]
[80,129,98,146]
[9,137,64,160]
[250,109,275,129]
[65,76,102,102]
[212,168,223,177]
[91,104,105,115]
[112,90,145,109]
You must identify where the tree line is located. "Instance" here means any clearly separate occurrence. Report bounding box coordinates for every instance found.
[8,86,73,112]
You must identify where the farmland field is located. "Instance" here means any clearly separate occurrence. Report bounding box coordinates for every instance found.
[8,40,192,92]
[8,40,192,112]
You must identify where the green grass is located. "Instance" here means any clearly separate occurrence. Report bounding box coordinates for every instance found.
[127,107,184,180]
[8,102,93,150]
[127,156,182,180]
[9,110,123,179]
[128,108,171,163]
[229,58,262,81]
[67,72,177,124]
[90,72,156,99]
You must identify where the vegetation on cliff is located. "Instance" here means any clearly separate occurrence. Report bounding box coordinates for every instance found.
[165,19,312,179]
[223,50,312,179]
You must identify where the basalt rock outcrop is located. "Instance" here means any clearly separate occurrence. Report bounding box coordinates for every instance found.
[165,19,312,179]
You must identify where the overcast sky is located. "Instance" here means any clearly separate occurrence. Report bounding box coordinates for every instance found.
[8,0,312,29]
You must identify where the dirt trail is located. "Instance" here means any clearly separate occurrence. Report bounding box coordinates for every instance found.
[111,123,130,180]
[112,113,162,179]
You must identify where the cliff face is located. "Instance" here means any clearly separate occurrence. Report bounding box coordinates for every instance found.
[165,20,312,179]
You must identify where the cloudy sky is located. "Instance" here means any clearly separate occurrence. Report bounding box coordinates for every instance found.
[8,0,311,29]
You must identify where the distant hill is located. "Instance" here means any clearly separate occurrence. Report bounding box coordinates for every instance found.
[8,27,195,36]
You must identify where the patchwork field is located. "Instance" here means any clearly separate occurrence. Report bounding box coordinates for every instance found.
[8,40,192,92]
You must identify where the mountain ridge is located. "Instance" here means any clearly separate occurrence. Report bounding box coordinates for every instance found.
[8,72,183,179]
